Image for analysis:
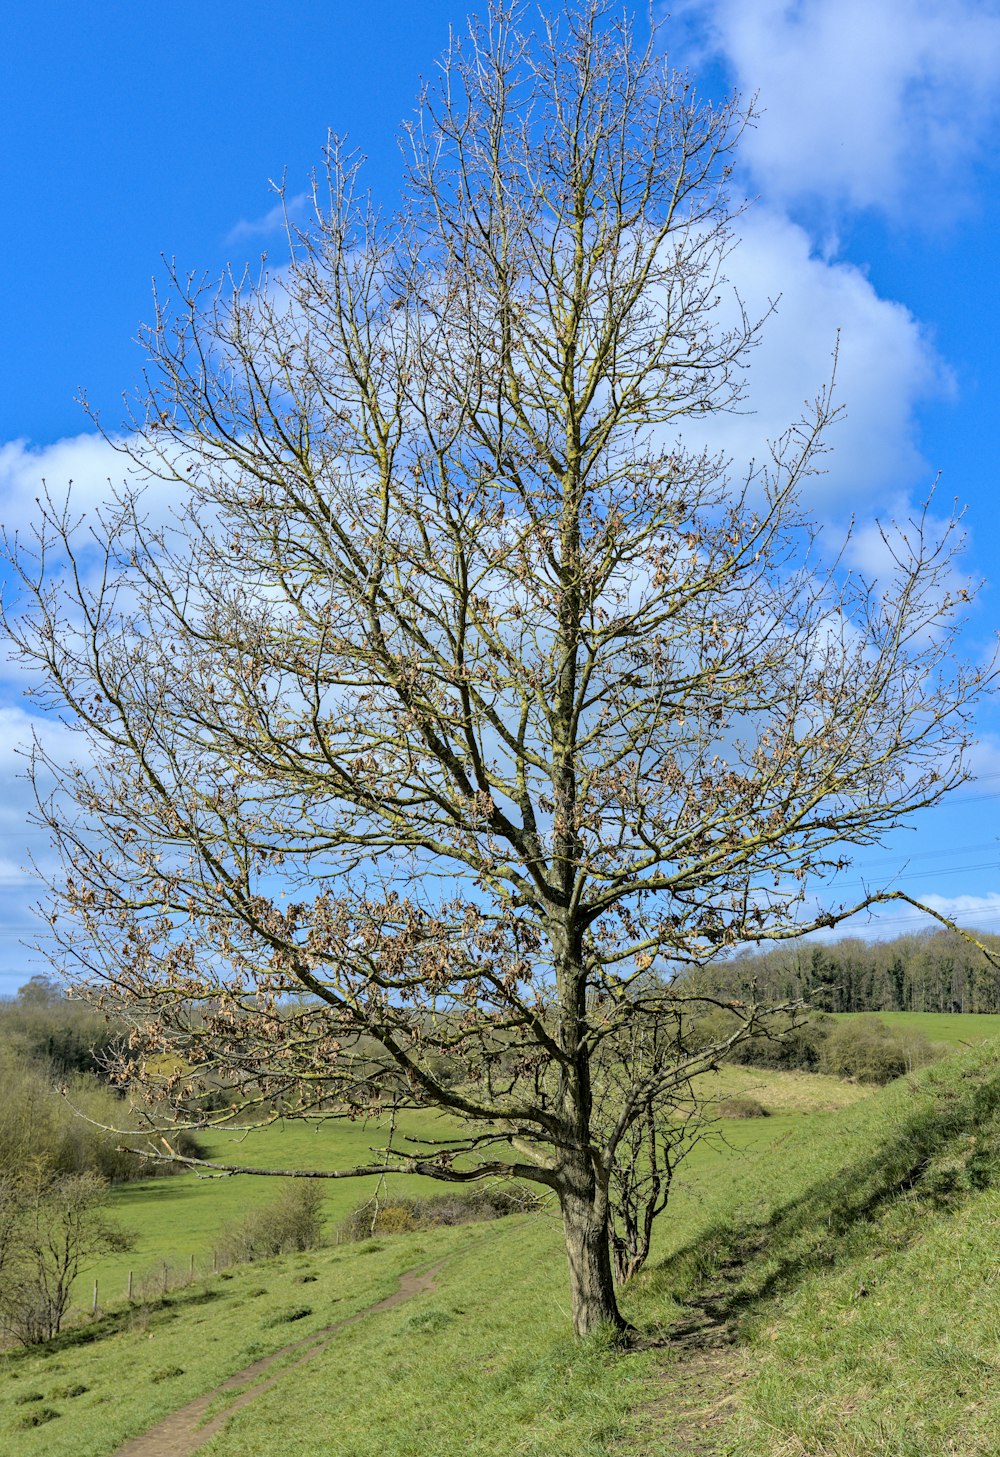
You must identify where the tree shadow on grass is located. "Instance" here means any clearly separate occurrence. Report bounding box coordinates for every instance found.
[6,1285,229,1363]
[646,1053,1000,1336]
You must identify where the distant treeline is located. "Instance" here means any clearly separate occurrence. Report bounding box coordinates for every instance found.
[0,975,202,1184]
[1,974,121,1079]
[695,929,1000,1015]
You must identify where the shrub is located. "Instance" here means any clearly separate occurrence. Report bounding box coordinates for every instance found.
[0,1171,134,1345]
[369,1204,419,1236]
[0,1047,204,1188]
[338,1182,543,1242]
[218,1181,324,1265]
[2,977,121,1080]
[727,1013,835,1072]
[818,1016,936,1084]
[717,1096,770,1118]
[694,1009,941,1085]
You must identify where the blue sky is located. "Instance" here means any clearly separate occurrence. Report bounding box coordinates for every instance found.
[1,0,1000,992]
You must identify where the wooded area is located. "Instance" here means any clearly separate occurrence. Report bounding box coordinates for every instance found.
[696,927,1000,1015]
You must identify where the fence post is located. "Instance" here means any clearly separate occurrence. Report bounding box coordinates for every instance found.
[92,1279,98,1316]
[127,1269,133,1302]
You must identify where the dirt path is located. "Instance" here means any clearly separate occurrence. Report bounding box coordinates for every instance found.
[627,1260,755,1457]
[633,1307,747,1456]
[113,1263,441,1457]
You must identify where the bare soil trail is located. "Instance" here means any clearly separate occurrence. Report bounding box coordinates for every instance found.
[626,1256,755,1456]
[633,1308,746,1456]
[112,1263,442,1457]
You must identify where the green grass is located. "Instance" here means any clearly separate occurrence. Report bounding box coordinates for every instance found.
[638,1036,1000,1456]
[94,1066,866,1300]
[0,1230,469,1455]
[191,1219,656,1457]
[93,1109,467,1298]
[0,1216,660,1457]
[42,1061,878,1456]
[696,1062,874,1113]
[736,1187,1000,1456]
[836,1009,1000,1045]
[0,1064,863,1455]
[6,1018,1000,1456]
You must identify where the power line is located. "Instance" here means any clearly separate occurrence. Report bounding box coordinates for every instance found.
[812,906,1000,934]
[830,859,1000,893]
[837,838,1000,871]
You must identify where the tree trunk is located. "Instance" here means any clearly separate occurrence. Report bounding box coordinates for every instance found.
[559,1173,626,1338]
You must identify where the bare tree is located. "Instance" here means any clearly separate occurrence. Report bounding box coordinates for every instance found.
[2,3,986,1336]
[0,1172,133,1345]
[594,1001,721,1286]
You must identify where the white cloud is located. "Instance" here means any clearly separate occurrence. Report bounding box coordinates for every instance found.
[670,0,1000,216]
[0,858,30,889]
[0,705,93,989]
[0,434,134,542]
[0,435,161,710]
[675,207,947,516]
[0,706,82,845]
[963,734,1000,783]
[225,192,309,246]
[922,891,1000,923]
[818,892,1000,941]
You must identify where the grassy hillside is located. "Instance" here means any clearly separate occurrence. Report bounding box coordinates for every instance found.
[637,1037,1000,1455]
[4,1028,1000,1455]
[1,1215,660,1457]
[0,1067,866,1455]
[27,1010,1000,1301]
[90,1065,870,1299]
[92,1109,467,1300]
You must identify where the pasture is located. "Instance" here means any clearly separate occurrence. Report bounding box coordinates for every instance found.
[91,1060,873,1299]
[3,1015,1000,1455]
[847,1009,1000,1045]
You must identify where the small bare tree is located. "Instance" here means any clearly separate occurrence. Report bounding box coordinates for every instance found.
[2,3,987,1336]
[0,1172,133,1345]
[594,998,725,1286]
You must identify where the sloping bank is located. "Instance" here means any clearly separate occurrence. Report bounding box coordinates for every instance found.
[632,1040,1000,1456]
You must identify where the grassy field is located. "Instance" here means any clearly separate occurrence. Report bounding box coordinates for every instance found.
[92,1109,465,1301]
[639,1035,1000,1456]
[90,1011,995,1297]
[4,1018,1000,1455]
[1,1213,663,1456]
[0,1063,873,1454]
[91,1062,872,1301]
[840,1009,1000,1045]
